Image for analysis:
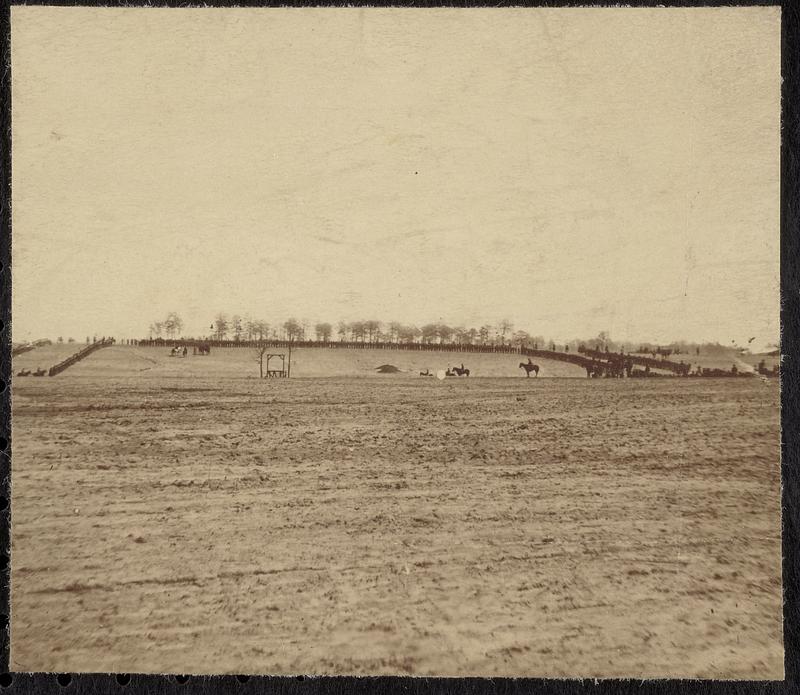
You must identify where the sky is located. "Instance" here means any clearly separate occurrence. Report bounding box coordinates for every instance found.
[11,7,781,350]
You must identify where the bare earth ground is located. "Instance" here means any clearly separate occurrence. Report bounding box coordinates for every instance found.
[11,375,782,677]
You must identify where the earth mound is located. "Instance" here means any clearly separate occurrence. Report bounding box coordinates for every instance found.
[375,364,401,373]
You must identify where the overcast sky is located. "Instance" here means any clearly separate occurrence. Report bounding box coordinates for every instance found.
[11,7,781,349]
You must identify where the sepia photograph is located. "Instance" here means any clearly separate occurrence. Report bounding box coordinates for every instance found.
[8,5,782,679]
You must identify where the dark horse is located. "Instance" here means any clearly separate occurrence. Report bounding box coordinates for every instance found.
[451,364,470,377]
[419,369,433,377]
[519,361,540,377]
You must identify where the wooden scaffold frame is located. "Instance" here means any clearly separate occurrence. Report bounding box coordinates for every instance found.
[265,353,288,378]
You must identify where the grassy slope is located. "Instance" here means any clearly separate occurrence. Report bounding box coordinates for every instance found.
[56,346,587,378]
[11,344,83,372]
[16,344,779,378]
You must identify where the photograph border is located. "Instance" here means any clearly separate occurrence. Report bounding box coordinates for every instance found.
[0,0,796,693]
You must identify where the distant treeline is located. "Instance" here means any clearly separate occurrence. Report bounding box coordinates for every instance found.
[149,314,529,346]
[132,337,522,354]
[146,312,748,355]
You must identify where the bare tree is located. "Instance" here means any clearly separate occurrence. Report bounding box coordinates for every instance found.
[388,321,402,343]
[364,320,381,343]
[231,315,244,342]
[350,321,365,342]
[315,322,333,342]
[252,320,269,341]
[377,327,391,343]
[498,319,514,345]
[253,345,269,379]
[437,323,454,344]
[512,330,531,347]
[421,323,438,344]
[398,325,420,343]
[162,312,184,339]
[530,335,545,350]
[213,314,229,340]
[283,318,302,341]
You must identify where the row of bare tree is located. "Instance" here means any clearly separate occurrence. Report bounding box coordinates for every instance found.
[150,314,537,346]
[147,313,765,355]
[336,320,531,346]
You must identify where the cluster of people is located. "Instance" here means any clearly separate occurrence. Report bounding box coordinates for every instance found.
[446,363,470,377]
[584,356,634,378]
[16,368,47,377]
[418,364,471,377]
[170,346,188,357]
[688,363,747,378]
[757,359,779,377]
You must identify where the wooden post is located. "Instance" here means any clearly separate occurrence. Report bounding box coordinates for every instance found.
[287,339,293,378]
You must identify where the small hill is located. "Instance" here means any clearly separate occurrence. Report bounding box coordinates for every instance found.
[35,345,587,379]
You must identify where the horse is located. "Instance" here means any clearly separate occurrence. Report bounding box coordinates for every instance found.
[451,365,470,377]
[519,362,539,377]
[16,369,31,376]
[419,369,433,377]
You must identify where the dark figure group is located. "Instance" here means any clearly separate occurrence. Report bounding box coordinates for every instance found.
[417,364,470,377]
[446,364,470,377]
[17,367,46,377]
[584,353,633,378]
[757,359,779,377]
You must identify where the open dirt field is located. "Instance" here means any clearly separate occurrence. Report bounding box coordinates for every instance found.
[10,374,782,678]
